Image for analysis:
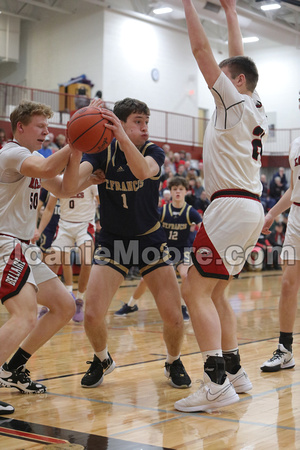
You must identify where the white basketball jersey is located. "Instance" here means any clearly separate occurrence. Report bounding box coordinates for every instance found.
[203,72,269,199]
[0,141,42,240]
[289,137,300,203]
[59,185,98,223]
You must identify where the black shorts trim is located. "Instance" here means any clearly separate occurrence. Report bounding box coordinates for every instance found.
[211,189,260,203]
[191,252,229,281]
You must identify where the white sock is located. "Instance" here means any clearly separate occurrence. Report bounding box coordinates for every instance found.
[202,350,223,362]
[77,291,85,301]
[65,285,73,294]
[95,347,109,362]
[223,348,238,355]
[127,296,136,307]
[166,353,180,364]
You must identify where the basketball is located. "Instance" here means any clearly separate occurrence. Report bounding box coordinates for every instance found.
[67,106,114,153]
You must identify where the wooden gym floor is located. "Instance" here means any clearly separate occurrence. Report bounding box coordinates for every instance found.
[0,270,299,449]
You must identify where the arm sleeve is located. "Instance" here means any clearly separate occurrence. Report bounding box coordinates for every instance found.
[190,208,202,224]
[81,148,107,172]
[145,143,165,169]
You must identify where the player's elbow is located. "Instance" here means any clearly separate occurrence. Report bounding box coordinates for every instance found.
[138,168,156,181]
[42,167,61,179]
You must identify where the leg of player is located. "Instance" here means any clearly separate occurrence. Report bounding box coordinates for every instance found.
[0,284,37,366]
[38,247,63,319]
[0,279,75,394]
[261,261,300,372]
[73,241,94,323]
[61,250,74,295]
[177,263,190,322]
[81,265,122,388]
[174,266,239,412]
[0,284,37,411]
[144,265,191,389]
[46,247,62,276]
[115,277,146,316]
[211,279,252,393]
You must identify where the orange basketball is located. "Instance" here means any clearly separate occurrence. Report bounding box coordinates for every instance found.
[67,106,114,153]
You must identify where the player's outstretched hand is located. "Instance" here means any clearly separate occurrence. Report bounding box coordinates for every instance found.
[90,169,106,185]
[90,98,105,109]
[261,212,273,235]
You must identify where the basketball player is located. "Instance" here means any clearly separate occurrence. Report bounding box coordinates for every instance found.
[175,0,268,412]
[115,176,201,320]
[260,136,300,372]
[67,97,192,390]
[34,188,60,260]
[35,184,99,322]
[0,100,87,413]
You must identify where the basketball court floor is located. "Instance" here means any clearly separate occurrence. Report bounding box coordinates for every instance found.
[0,270,299,449]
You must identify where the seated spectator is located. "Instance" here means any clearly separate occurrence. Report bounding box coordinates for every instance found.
[260,173,268,212]
[268,221,285,270]
[185,178,196,206]
[161,157,175,181]
[161,169,174,191]
[55,133,66,149]
[162,143,171,155]
[195,190,210,215]
[94,90,103,99]
[0,128,7,149]
[161,189,171,205]
[37,135,53,158]
[194,176,204,200]
[173,152,186,173]
[179,149,186,161]
[176,164,186,177]
[47,132,59,152]
[186,152,200,172]
[186,167,199,180]
[184,160,191,174]
[272,167,288,192]
[74,86,90,110]
[268,176,284,209]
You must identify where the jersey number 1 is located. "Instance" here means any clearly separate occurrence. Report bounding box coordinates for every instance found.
[121,193,128,209]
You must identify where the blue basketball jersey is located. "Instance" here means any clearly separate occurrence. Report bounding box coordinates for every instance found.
[39,188,60,235]
[159,202,201,248]
[82,139,165,236]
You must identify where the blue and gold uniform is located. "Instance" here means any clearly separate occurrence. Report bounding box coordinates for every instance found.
[38,188,60,254]
[82,138,168,276]
[160,203,201,266]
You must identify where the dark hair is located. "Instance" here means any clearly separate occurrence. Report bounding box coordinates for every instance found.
[219,56,258,92]
[113,98,150,122]
[168,176,188,190]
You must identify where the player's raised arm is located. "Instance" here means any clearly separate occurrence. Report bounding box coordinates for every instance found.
[182,0,221,89]
[220,0,244,57]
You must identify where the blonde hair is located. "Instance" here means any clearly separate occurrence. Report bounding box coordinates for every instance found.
[10,100,53,134]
